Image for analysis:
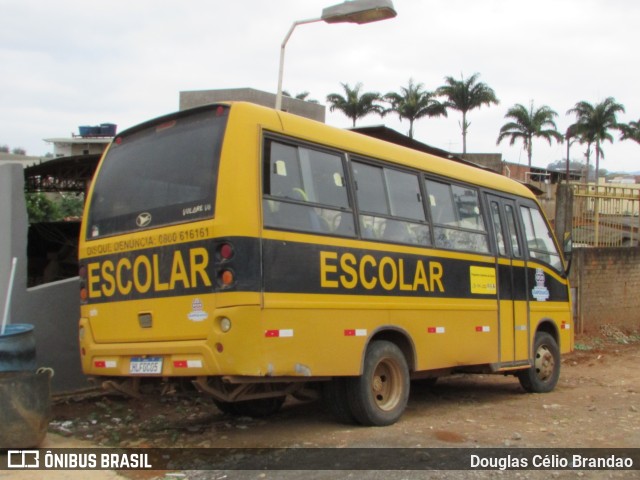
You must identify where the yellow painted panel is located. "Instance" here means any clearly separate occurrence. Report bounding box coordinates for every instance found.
[498,299,515,363]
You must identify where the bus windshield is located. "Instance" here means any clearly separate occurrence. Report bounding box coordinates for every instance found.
[86,106,228,239]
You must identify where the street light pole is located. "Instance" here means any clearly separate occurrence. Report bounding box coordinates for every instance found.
[275,0,397,111]
[275,17,323,112]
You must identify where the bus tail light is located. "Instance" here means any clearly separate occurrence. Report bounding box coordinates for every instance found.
[219,242,234,260]
[216,241,236,289]
[218,317,232,333]
[220,269,234,287]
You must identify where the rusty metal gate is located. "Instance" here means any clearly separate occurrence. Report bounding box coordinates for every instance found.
[572,184,640,247]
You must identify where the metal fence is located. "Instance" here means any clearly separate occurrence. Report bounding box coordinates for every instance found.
[572,184,640,247]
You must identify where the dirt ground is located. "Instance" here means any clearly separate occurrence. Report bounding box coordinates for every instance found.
[45,327,639,478]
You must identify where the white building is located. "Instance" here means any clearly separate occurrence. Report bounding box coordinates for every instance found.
[44,136,112,158]
[0,152,42,168]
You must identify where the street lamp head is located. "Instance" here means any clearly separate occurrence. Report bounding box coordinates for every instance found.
[321,0,397,24]
[275,0,397,110]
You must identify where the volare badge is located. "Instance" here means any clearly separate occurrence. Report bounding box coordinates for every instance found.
[531,268,550,302]
[187,298,209,322]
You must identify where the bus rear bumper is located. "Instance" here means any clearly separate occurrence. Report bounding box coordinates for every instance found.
[79,317,236,378]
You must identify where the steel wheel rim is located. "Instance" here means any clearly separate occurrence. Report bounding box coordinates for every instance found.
[534,343,555,382]
[371,357,403,411]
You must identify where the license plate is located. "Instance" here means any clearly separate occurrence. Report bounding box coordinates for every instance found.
[129,357,163,375]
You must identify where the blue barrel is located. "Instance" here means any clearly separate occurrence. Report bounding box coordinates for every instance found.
[0,324,36,372]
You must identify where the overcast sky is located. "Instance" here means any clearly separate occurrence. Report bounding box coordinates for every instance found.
[1,0,638,171]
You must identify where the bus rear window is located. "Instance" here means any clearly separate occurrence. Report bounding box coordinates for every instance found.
[86,107,228,239]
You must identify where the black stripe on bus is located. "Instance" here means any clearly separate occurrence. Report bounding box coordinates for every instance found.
[82,236,568,304]
[262,239,568,302]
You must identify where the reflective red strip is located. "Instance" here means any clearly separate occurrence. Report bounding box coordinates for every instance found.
[265,329,293,338]
[427,327,445,334]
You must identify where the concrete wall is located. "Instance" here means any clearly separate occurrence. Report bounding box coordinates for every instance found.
[0,164,88,393]
[0,164,28,319]
[459,153,503,172]
[569,247,640,333]
[179,87,326,122]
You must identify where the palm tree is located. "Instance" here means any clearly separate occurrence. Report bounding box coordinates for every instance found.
[326,83,384,127]
[496,102,563,168]
[567,97,625,181]
[437,73,499,154]
[384,79,447,139]
[619,119,640,145]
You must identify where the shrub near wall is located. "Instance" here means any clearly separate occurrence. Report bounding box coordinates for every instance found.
[569,247,640,332]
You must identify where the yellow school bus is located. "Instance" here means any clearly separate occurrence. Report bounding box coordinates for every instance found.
[78,102,573,426]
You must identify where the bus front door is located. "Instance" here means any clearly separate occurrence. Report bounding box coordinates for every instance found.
[488,195,529,365]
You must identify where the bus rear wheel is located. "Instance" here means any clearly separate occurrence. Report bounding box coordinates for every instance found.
[346,340,409,426]
[518,331,560,393]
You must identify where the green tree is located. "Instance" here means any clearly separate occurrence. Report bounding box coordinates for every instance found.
[26,193,61,223]
[25,193,84,223]
[619,119,640,145]
[384,79,447,139]
[59,193,85,219]
[437,73,499,154]
[567,97,625,181]
[326,83,384,127]
[496,102,563,168]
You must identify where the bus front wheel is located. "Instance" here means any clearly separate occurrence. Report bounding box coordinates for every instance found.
[346,340,409,426]
[518,331,560,393]
[322,378,357,424]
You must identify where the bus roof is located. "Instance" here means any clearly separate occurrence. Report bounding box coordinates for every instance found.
[222,101,535,201]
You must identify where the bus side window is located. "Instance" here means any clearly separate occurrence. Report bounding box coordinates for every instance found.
[353,161,430,246]
[267,141,302,199]
[425,179,489,253]
[520,205,562,271]
[263,138,355,237]
[504,204,521,257]
[490,201,507,256]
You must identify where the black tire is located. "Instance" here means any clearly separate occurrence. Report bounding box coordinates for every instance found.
[214,397,285,417]
[346,340,410,426]
[322,378,357,424]
[518,331,560,393]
